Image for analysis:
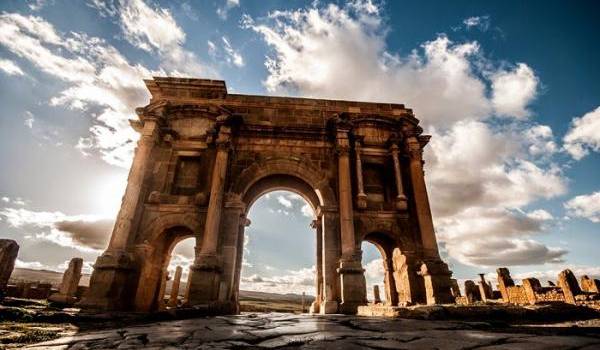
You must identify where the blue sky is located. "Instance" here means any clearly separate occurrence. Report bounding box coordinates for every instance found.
[0,0,599,296]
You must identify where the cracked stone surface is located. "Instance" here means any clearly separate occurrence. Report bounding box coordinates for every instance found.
[23,313,600,349]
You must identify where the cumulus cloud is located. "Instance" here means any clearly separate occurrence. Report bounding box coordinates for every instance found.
[246,1,565,267]
[564,192,600,223]
[563,106,600,160]
[491,63,539,118]
[118,0,211,76]
[0,58,25,76]
[0,207,112,252]
[240,266,315,295]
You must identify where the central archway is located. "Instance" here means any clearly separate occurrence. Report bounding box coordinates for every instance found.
[229,158,341,313]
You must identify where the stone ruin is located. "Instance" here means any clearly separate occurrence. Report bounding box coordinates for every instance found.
[454,267,600,310]
[48,258,83,305]
[0,239,19,301]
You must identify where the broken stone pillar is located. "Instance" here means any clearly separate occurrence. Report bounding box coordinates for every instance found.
[464,280,481,304]
[419,261,454,305]
[49,258,83,304]
[450,279,461,298]
[478,274,492,302]
[0,239,19,300]
[392,249,423,305]
[309,218,323,314]
[168,266,183,308]
[496,267,515,303]
[373,285,381,304]
[522,278,542,305]
[558,269,581,304]
[581,275,600,293]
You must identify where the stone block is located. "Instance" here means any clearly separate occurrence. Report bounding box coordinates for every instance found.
[558,269,581,304]
[0,239,19,299]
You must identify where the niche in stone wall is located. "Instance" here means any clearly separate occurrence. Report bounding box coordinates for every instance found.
[363,163,391,206]
[172,156,202,195]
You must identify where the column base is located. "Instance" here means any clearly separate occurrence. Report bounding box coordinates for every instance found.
[186,254,222,306]
[77,250,138,311]
[48,293,77,305]
[356,193,367,209]
[309,301,320,314]
[419,260,455,305]
[395,195,407,210]
[337,258,367,314]
[320,300,339,314]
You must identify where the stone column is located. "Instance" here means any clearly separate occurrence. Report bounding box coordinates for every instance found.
[522,278,541,305]
[0,239,19,301]
[419,261,454,305]
[335,129,367,314]
[354,140,367,209]
[79,118,160,311]
[558,269,581,304]
[496,267,515,303]
[382,257,398,306]
[187,125,232,305]
[168,266,183,307]
[390,144,407,211]
[309,218,323,314]
[232,216,250,313]
[406,136,439,258]
[392,249,424,305]
[320,208,340,314]
[373,285,381,304]
[49,258,83,304]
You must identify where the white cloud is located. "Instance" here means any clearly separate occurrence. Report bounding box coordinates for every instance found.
[0,58,25,76]
[564,191,600,223]
[563,106,600,160]
[221,36,244,67]
[118,0,210,76]
[301,203,314,218]
[28,0,50,11]
[462,16,490,31]
[246,1,565,267]
[23,111,35,128]
[240,266,315,295]
[216,0,240,20]
[0,207,112,252]
[277,195,293,208]
[526,209,554,221]
[491,63,539,118]
[524,124,557,156]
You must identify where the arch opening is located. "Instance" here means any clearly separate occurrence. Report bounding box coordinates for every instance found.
[239,190,317,313]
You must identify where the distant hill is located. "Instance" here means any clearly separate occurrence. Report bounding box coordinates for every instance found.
[9,268,314,306]
[9,268,91,287]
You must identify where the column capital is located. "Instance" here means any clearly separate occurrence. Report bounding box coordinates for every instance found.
[406,137,423,160]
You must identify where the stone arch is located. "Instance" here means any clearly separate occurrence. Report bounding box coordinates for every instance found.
[361,231,398,306]
[229,156,341,312]
[133,214,202,312]
[231,156,337,210]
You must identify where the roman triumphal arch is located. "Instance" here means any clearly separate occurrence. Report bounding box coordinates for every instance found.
[79,77,455,314]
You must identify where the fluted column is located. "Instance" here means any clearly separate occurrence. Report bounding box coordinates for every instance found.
[355,140,367,209]
[406,137,439,259]
[390,143,408,211]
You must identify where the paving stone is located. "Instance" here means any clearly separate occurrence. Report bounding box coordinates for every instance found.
[21,313,600,349]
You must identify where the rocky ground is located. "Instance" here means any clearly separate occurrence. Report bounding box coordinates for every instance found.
[16,313,600,350]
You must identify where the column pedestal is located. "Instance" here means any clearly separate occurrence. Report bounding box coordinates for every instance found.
[337,258,367,314]
[186,253,222,306]
[77,250,137,310]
